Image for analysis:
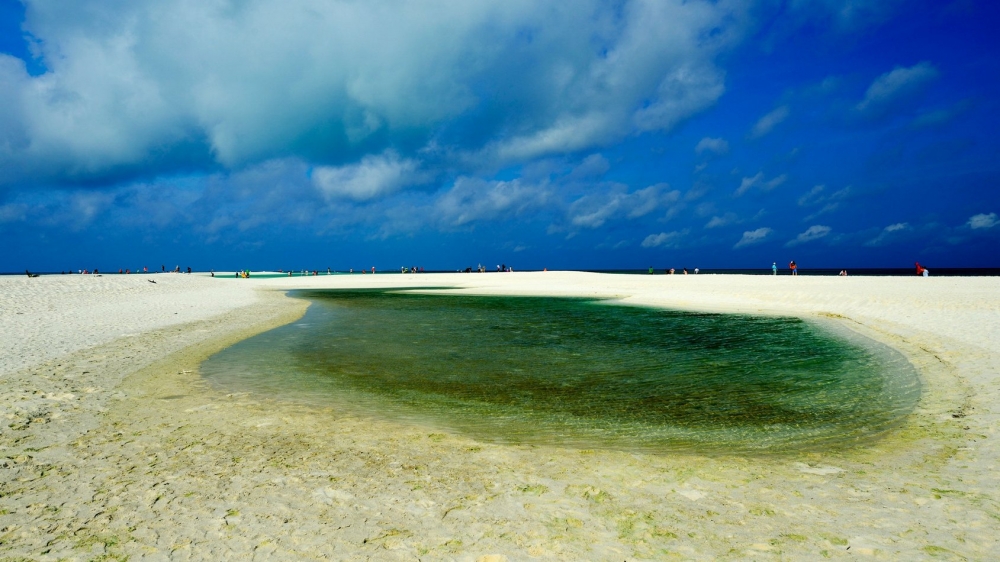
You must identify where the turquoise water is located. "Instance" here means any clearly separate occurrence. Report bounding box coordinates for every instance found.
[200,290,921,453]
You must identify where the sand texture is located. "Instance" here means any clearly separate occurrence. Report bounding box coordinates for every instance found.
[1,271,998,560]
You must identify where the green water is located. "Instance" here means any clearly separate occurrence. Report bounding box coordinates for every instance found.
[200,290,921,453]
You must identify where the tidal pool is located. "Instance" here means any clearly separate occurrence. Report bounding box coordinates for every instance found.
[201,289,921,453]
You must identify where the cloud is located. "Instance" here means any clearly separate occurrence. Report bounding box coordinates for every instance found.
[0,178,203,234]
[798,184,850,220]
[435,177,551,227]
[0,0,747,189]
[804,205,840,222]
[312,151,424,202]
[110,158,331,238]
[864,222,910,246]
[735,172,787,196]
[695,137,729,155]
[909,98,971,130]
[783,0,906,31]
[968,212,998,230]
[857,61,938,114]
[569,154,611,179]
[568,183,680,229]
[734,227,772,248]
[797,185,826,206]
[748,106,789,139]
[786,224,831,246]
[705,212,738,229]
[4,148,703,244]
[595,239,630,250]
[641,230,687,249]
[911,108,955,129]
[0,202,29,224]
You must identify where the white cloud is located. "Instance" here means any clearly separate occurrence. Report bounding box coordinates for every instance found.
[798,185,826,206]
[312,151,423,202]
[764,174,788,191]
[911,107,956,129]
[798,185,850,220]
[596,239,630,250]
[0,0,748,187]
[172,159,329,235]
[435,177,551,227]
[641,230,687,249]
[857,61,938,113]
[785,0,905,31]
[0,202,28,224]
[705,213,738,229]
[786,224,831,246]
[748,106,789,139]
[569,154,611,179]
[803,204,840,222]
[735,172,787,196]
[0,159,373,241]
[968,212,998,230]
[568,183,680,229]
[695,137,729,155]
[864,222,910,246]
[734,227,771,248]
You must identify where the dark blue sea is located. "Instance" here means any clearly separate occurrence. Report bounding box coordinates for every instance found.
[588,267,1000,277]
[5,267,998,276]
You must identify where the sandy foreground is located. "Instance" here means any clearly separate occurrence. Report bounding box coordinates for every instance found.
[1,271,998,560]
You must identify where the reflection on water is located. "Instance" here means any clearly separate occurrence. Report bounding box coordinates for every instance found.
[201,290,920,453]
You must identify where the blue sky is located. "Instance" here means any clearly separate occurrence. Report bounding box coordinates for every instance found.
[1,0,998,272]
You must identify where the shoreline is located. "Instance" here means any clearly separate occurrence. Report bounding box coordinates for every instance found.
[2,272,997,559]
[7,266,1000,277]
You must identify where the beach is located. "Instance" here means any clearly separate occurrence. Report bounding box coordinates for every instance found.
[1,272,998,560]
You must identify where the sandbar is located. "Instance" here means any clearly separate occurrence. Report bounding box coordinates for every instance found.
[1,271,997,560]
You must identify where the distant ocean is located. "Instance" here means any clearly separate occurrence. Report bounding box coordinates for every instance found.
[4,267,999,276]
[587,268,1000,277]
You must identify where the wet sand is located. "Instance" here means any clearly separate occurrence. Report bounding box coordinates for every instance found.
[1,272,997,560]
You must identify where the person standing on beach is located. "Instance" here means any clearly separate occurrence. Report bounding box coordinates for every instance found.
[772,262,777,275]
[789,260,797,275]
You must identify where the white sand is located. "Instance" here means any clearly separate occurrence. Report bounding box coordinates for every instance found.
[1,271,998,560]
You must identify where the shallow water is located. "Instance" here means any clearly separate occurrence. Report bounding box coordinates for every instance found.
[201,290,921,453]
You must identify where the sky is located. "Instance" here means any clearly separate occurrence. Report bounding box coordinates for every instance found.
[1,0,998,272]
